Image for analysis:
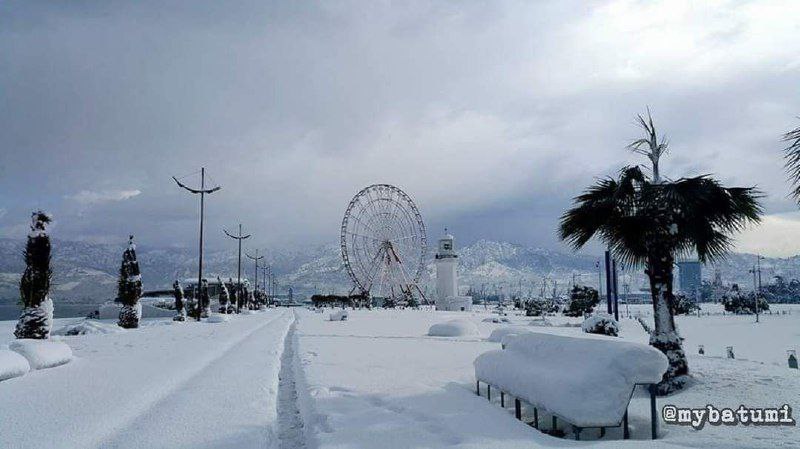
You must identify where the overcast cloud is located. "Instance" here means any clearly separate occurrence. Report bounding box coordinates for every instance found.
[1,0,799,255]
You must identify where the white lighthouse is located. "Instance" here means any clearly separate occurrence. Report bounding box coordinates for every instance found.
[435,230,472,311]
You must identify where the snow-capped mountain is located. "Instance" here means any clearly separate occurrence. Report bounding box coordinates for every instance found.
[0,237,793,303]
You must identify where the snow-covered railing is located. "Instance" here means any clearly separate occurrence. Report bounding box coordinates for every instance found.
[474,332,668,440]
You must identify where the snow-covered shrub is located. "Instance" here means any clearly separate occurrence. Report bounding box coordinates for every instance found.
[671,294,700,315]
[482,317,511,323]
[199,279,211,318]
[581,314,619,337]
[722,291,769,314]
[117,236,143,329]
[9,339,72,370]
[0,349,30,381]
[428,319,478,337]
[172,280,186,321]
[15,211,54,340]
[524,298,558,316]
[562,285,600,317]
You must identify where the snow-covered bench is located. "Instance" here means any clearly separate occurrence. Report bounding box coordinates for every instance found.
[474,332,667,440]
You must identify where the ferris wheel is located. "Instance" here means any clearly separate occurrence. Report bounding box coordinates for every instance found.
[340,184,428,301]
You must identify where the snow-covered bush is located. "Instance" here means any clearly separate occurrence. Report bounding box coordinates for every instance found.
[524,298,560,316]
[9,339,72,370]
[428,319,478,337]
[117,236,143,329]
[15,211,54,340]
[172,280,186,321]
[671,294,700,315]
[581,314,619,337]
[199,279,211,318]
[562,285,599,317]
[722,290,769,314]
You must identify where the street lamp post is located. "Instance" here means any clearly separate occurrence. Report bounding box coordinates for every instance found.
[224,224,250,314]
[173,168,221,321]
[245,249,264,309]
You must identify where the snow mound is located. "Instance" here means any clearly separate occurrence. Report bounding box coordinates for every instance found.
[0,349,30,381]
[428,319,478,337]
[53,319,124,336]
[329,310,349,321]
[206,314,231,323]
[9,339,73,370]
[482,317,510,323]
[487,326,532,343]
[528,317,552,327]
[474,332,668,427]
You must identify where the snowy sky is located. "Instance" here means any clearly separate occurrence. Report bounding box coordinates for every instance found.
[2,1,800,256]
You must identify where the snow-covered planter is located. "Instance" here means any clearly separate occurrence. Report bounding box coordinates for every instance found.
[427,319,478,337]
[581,314,619,337]
[9,339,73,370]
[329,310,348,321]
[0,349,30,381]
[474,332,668,428]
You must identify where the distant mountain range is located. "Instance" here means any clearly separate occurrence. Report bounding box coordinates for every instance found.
[0,237,795,304]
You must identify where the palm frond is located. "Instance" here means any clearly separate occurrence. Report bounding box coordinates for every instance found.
[783,123,800,201]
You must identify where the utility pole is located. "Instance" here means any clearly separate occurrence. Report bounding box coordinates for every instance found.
[173,168,221,321]
[224,224,250,314]
[605,250,613,314]
[749,255,764,323]
[245,249,264,307]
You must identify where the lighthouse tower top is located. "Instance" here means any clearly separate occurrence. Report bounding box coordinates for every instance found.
[436,228,457,259]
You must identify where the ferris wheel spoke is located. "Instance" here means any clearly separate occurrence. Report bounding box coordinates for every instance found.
[345,230,382,242]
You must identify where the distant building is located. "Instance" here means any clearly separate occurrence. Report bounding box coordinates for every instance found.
[435,231,472,311]
[677,261,702,299]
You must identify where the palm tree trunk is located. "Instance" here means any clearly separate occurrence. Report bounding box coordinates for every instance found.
[646,251,689,395]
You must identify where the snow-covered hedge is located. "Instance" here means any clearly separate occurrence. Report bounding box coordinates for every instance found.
[581,314,619,337]
[9,339,73,370]
[0,349,30,381]
[474,332,667,427]
[427,319,478,337]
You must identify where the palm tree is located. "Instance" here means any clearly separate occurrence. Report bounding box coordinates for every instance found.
[783,122,800,199]
[559,111,762,394]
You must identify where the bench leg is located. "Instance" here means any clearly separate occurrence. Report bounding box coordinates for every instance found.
[623,410,630,439]
[649,384,658,440]
[552,415,557,432]
[476,380,480,396]
[515,399,521,420]
[487,384,491,401]
[500,391,505,408]
[600,427,606,438]
[574,427,581,440]
[533,408,539,429]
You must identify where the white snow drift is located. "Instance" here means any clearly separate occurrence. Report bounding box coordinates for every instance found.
[474,331,668,427]
[486,326,532,343]
[52,319,124,336]
[329,310,349,321]
[8,339,73,370]
[428,319,479,337]
[0,349,30,381]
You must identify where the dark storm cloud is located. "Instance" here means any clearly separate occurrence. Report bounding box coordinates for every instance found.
[1,1,799,254]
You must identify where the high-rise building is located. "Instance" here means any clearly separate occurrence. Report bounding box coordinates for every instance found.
[677,260,702,299]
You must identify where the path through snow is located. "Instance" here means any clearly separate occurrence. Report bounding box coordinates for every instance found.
[277,311,307,449]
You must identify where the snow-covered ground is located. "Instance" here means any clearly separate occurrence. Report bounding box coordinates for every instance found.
[0,310,293,449]
[1,304,798,448]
